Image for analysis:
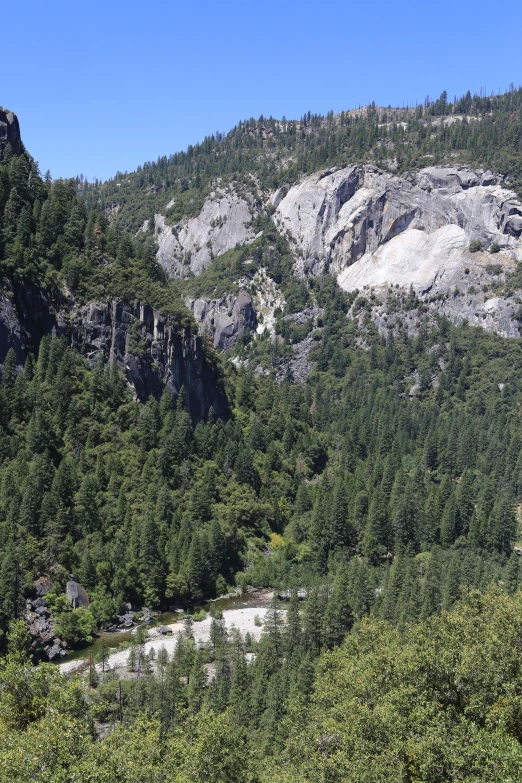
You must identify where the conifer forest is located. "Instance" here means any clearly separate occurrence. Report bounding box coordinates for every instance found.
[2,85,522,781]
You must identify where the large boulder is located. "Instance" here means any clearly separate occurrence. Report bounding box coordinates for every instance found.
[34,574,53,597]
[66,580,90,609]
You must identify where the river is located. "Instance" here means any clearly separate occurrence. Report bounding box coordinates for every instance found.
[59,589,281,676]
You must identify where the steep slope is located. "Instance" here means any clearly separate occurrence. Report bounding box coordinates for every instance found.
[274,164,522,337]
[82,87,522,344]
[0,111,227,420]
[275,165,522,283]
[154,186,257,277]
[150,163,522,341]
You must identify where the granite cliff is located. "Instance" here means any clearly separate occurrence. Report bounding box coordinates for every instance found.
[0,283,227,421]
[155,186,257,278]
[273,164,522,288]
[162,164,522,340]
[0,108,22,157]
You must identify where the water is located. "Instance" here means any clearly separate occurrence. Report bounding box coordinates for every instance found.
[204,589,273,614]
[58,592,273,665]
[60,630,135,664]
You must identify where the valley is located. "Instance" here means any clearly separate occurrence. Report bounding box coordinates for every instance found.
[2,84,522,781]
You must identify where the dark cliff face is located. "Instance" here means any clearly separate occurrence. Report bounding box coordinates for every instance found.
[0,283,57,366]
[63,299,228,420]
[0,285,228,422]
[0,109,22,157]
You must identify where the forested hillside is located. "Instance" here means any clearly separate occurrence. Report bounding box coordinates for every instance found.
[2,86,522,782]
[85,86,522,237]
[2,90,522,647]
[0,123,188,313]
[2,282,522,648]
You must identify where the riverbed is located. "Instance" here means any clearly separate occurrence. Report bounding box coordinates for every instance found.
[59,589,280,676]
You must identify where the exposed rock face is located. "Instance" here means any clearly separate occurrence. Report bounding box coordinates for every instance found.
[0,287,228,421]
[0,109,22,157]
[250,269,286,337]
[62,299,228,420]
[367,289,522,341]
[185,289,256,349]
[0,283,58,369]
[66,581,89,609]
[274,164,522,336]
[156,188,256,278]
[275,164,522,294]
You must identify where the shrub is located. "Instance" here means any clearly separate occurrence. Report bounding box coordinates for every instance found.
[469,240,483,253]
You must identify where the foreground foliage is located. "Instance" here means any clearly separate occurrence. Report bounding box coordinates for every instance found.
[3,589,522,782]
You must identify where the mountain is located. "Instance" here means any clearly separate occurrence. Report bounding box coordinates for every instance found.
[0,111,227,420]
[3,87,522,782]
[83,88,522,353]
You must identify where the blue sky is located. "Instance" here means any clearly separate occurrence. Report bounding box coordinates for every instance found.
[3,0,521,181]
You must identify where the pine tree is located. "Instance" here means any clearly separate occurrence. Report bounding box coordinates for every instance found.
[329,479,350,550]
[187,652,207,714]
[324,564,353,648]
[303,587,325,655]
[96,637,110,673]
[420,546,443,619]
[229,631,251,729]
[285,590,303,659]
[361,487,390,560]
[440,493,459,547]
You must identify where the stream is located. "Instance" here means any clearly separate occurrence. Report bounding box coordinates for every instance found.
[59,589,279,674]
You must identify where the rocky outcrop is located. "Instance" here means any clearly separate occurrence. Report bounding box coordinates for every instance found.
[25,571,75,661]
[62,299,228,420]
[275,164,522,293]
[0,283,58,369]
[364,290,522,341]
[0,108,22,157]
[26,574,90,660]
[185,289,256,349]
[273,164,522,337]
[0,286,228,421]
[156,188,256,278]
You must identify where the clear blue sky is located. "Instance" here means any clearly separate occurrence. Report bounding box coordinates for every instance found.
[3,0,521,181]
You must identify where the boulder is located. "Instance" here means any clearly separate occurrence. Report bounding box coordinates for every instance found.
[35,574,53,597]
[118,612,134,627]
[46,643,64,661]
[66,580,89,609]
